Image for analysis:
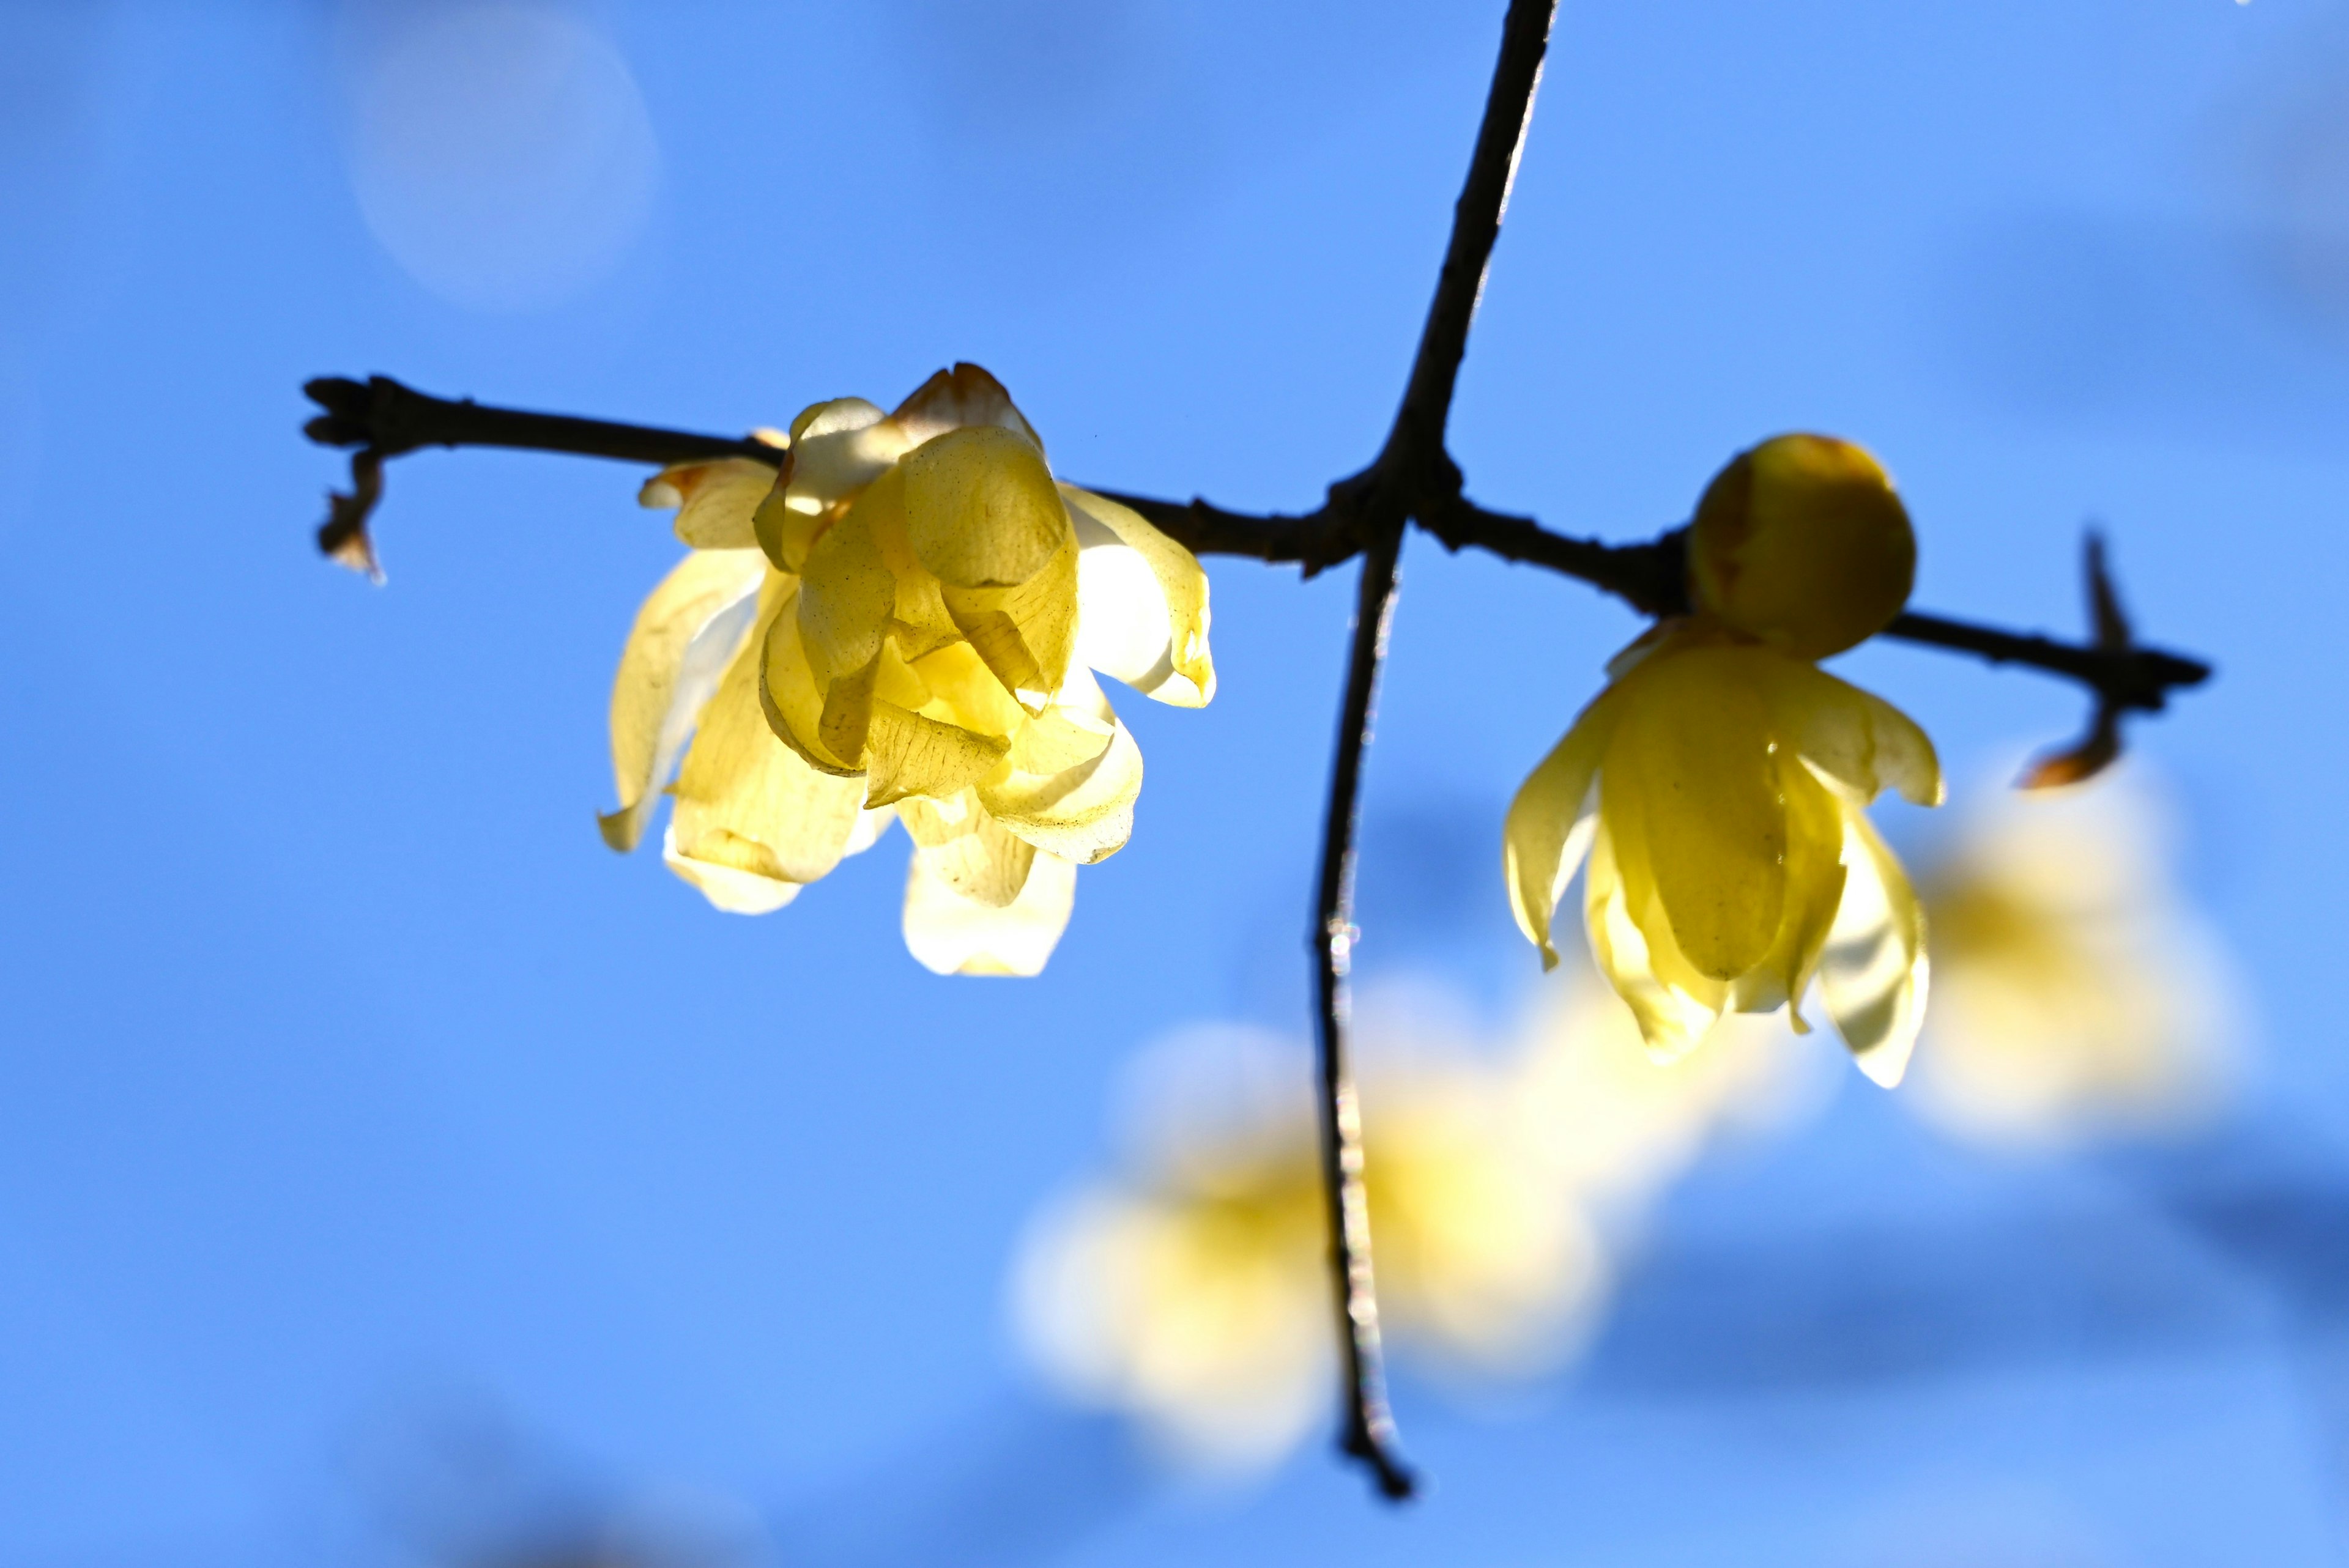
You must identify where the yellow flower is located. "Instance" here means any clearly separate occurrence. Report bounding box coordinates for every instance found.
[1504,437,1944,1084]
[1907,776,2238,1145]
[1012,1016,1601,1470]
[599,365,1214,975]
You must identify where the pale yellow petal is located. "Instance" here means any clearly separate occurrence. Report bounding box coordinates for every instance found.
[1504,687,1624,966]
[1821,808,1931,1085]
[941,522,1080,716]
[890,363,1044,452]
[1061,484,1216,707]
[759,580,863,776]
[1583,822,1727,1059]
[1758,657,1943,807]
[902,424,1071,591]
[600,547,769,853]
[660,823,803,915]
[1603,646,1786,979]
[903,845,1077,976]
[1726,753,1847,1023]
[910,638,1028,745]
[753,398,916,572]
[864,700,1014,808]
[905,807,1037,908]
[640,457,782,550]
[664,591,869,912]
[979,680,1143,865]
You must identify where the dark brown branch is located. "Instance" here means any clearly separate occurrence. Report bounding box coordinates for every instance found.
[1312,527,1414,1502]
[305,375,781,467]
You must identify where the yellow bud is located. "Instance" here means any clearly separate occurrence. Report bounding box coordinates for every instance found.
[900,424,1068,589]
[1688,434,1916,660]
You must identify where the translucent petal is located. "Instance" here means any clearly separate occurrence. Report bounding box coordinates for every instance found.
[891,363,1044,453]
[759,581,863,776]
[661,823,802,915]
[640,457,782,550]
[903,845,1077,976]
[1584,823,1726,1059]
[1603,646,1787,979]
[941,525,1080,715]
[600,547,768,852]
[910,638,1028,745]
[1821,808,1930,1086]
[864,700,1014,808]
[754,399,916,572]
[1061,484,1217,707]
[907,805,1037,908]
[1726,753,1847,1023]
[665,590,869,914]
[1757,657,1944,807]
[796,493,897,689]
[1503,686,1624,966]
[980,698,1143,864]
[902,424,1071,591]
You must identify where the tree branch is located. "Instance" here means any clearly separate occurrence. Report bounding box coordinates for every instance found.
[1312,528,1414,1501]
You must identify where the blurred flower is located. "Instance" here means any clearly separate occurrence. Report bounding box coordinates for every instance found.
[1012,975,1822,1473]
[1012,1015,1601,1471]
[1907,773,2239,1147]
[600,364,1214,975]
[1506,437,1942,1083]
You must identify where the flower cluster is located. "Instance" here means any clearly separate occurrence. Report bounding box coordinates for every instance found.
[599,366,1214,975]
[1506,435,1943,1084]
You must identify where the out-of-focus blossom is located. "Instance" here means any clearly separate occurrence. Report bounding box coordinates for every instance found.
[1509,961,1829,1219]
[1011,976,1824,1472]
[1907,774,2239,1146]
[600,364,1214,975]
[1012,1015,1601,1471]
[1507,437,1943,1083]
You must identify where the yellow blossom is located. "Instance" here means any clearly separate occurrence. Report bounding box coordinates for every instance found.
[1907,775,2238,1145]
[599,364,1214,975]
[1505,437,1944,1084]
[1012,1016,1602,1471]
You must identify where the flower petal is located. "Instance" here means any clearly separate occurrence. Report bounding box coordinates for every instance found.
[640,457,782,550]
[1820,808,1931,1086]
[759,580,863,775]
[600,547,769,852]
[664,593,869,914]
[1758,657,1943,807]
[941,527,1079,715]
[1504,687,1624,966]
[754,398,916,572]
[661,822,803,915]
[864,700,1014,808]
[1583,821,1726,1059]
[899,799,1037,908]
[890,363,1044,452]
[902,424,1070,591]
[1727,752,1847,1022]
[903,844,1077,975]
[1061,484,1216,707]
[1603,646,1787,979]
[979,670,1142,865]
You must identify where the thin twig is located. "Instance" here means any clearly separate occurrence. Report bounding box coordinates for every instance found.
[1312,525,1413,1501]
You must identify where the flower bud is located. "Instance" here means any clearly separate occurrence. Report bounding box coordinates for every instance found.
[1688,435,1915,660]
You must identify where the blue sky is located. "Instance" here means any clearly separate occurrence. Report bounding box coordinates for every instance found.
[2,1,2345,1564]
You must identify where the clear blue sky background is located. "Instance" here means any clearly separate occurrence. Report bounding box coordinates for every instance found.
[4,1,2345,1564]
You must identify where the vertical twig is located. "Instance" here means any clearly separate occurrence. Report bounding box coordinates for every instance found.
[1313,524,1412,1500]
[1310,0,1557,1500]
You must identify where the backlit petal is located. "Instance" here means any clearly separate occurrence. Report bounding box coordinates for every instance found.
[1504,687,1624,966]
[1727,753,1847,1023]
[1062,484,1217,707]
[1821,808,1930,1085]
[759,580,863,775]
[980,685,1143,865]
[864,700,1014,808]
[1759,657,1943,807]
[903,845,1077,976]
[661,823,802,915]
[640,457,781,550]
[891,363,1044,452]
[1584,822,1726,1059]
[941,525,1080,714]
[600,547,768,852]
[1603,646,1786,978]
[665,590,869,914]
[904,424,1071,590]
